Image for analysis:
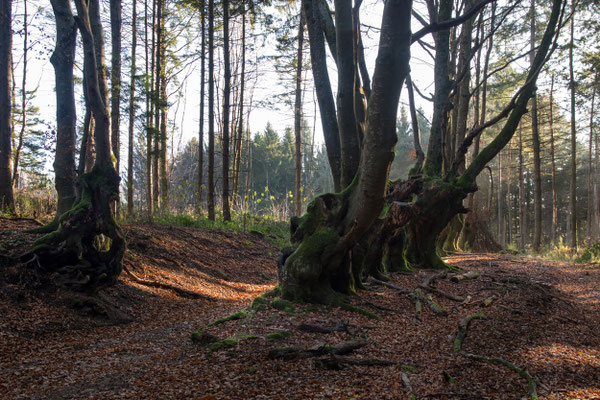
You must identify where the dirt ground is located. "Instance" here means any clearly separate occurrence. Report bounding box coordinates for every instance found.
[1,217,599,399]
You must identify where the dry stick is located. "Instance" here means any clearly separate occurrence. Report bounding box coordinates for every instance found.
[401,373,415,398]
[453,311,486,352]
[122,265,213,300]
[464,353,540,400]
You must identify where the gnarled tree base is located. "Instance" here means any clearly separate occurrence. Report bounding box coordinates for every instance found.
[278,176,477,304]
[22,164,125,291]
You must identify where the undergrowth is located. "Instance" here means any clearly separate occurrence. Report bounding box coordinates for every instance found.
[123,209,290,248]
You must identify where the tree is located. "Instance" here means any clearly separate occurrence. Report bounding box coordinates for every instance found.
[222,0,231,221]
[24,0,125,290]
[127,0,138,216]
[111,0,122,204]
[42,0,78,231]
[0,0,14,212]
[207,0,215,221]
[278,0,564,304]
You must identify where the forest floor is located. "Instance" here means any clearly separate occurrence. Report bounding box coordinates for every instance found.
[0,217,599,400]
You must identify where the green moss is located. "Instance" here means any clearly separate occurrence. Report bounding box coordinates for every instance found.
[245,367,257,374]
[209,337,238,351]
[270,297,295,315]
[266,330,291,342]
[251,296,269,311]
[190,329,219,345]
[208,310,247,326]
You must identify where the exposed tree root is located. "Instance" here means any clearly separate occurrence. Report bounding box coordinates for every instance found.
[463,353,541,400]
[123,265,213,300]
[419,272,464,302]
[268,339,369,360]
[368,276,412,294]
[453,311,485,352]
[451,270,480,282]
[296,322,349,334]
[317,354,396,369]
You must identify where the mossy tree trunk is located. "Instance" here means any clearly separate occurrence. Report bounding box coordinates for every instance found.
[279,0,412,303]
[279,0,563,304]
[23,0,125,291]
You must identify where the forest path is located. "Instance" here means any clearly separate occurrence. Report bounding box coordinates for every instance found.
[1,218,599,399]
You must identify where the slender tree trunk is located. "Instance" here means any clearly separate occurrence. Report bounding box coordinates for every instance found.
[144,0,153,219]
[519,123,525,248]
[207,0,215,220]
[197,2,205,212]
[423,0,453,176]
[569,1,577,249]
[221,0,231,221]
[588,79,596,240]
[302,0,341,191]
[0,0,14,211]
[158,0,168,212]
[233,9,246,202]
[497,150,504,245]
[294,8,305,216]
[12,0,27,190]
[49,0,77,223]
[507,141,512,244]
[334,0,360,188]
[110,0,122,204]
[152,0,160,211]
[548,74,558,244]
[530,0,542,252]
[127,0,137,217]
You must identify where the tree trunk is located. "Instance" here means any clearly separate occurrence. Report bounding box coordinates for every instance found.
[569,0,577,248]
[519,123,526,248]
[43,0,78,231]
[0,0,14,212]
[197,1,205,212]
[549,74,558,245]
[110,0,122,205]
[26,0,125,290]
[588,79,596,240]
[294,8,305,216]
[530,0,542,252]
[12,0,27,190]
[127,0,137,217]
[221,0,231,221]
[207,0,215,221]
[422,0,453,177]
[280,0,412,303]
[303,0,341,191]
[144,0,153,220]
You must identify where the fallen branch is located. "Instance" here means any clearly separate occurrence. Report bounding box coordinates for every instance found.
[421,271,448,287]
[123,265,213,300]
[464,353,540,400]
[454,311,485,352]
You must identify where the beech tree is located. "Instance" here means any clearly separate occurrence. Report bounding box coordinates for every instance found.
[277,0,565,303]
[24,0,125,290]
